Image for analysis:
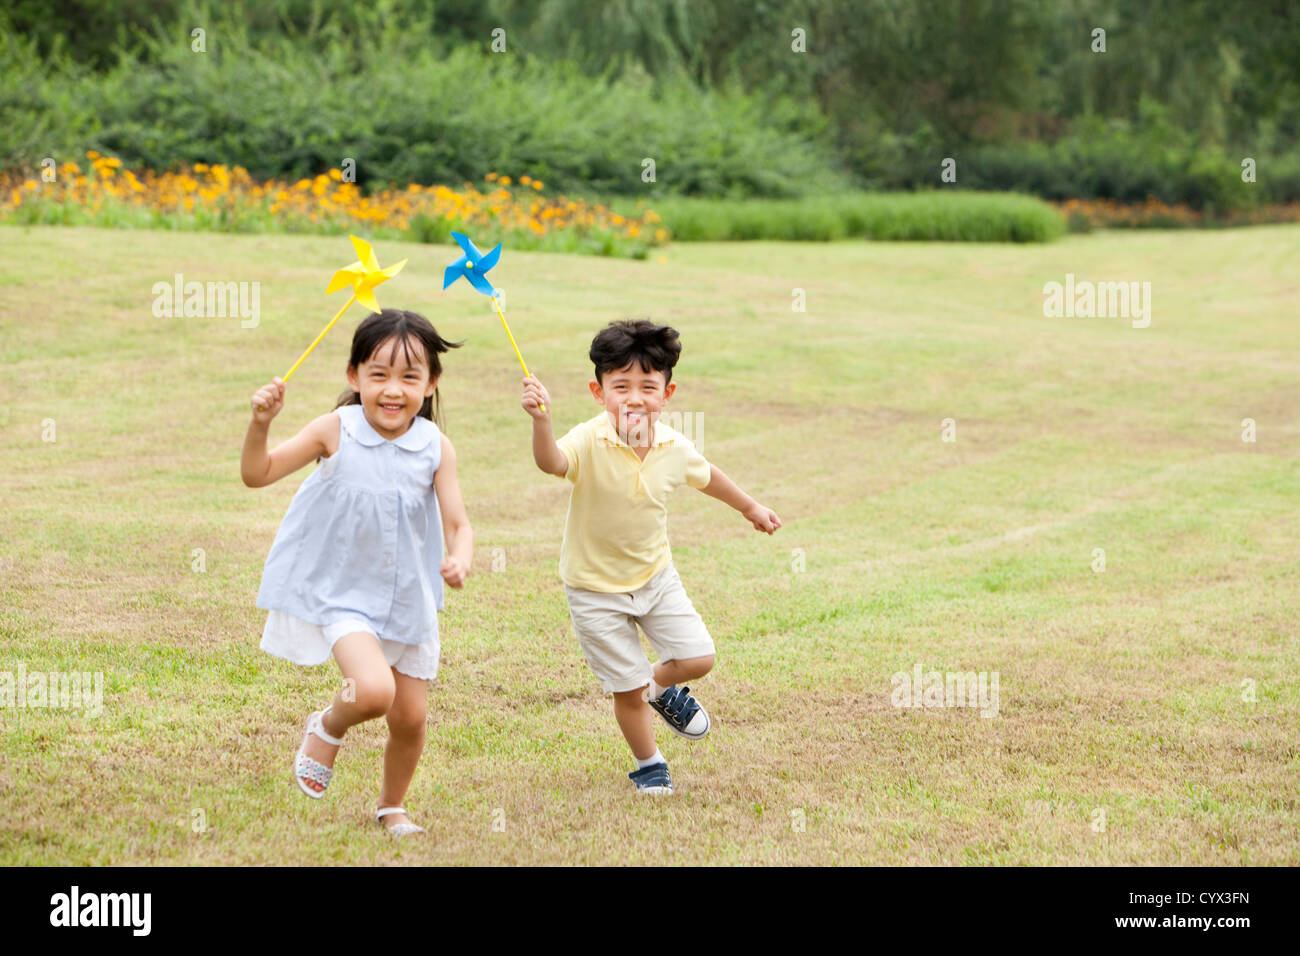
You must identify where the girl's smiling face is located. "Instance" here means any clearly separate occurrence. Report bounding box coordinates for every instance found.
[346,334,438,438]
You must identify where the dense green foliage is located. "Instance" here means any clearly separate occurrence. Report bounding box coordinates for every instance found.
[3,0,1298,207]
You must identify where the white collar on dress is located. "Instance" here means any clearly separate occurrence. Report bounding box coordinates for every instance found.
[340,403,436,450]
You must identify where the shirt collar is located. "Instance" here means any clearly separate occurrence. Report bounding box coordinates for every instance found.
[343,404,435,451]
[594,412,675,450]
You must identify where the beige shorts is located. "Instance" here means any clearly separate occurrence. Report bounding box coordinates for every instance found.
[563,562,715,694]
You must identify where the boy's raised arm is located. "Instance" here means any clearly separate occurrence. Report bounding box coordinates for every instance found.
[521,375,568,477]
[698,463,782,534]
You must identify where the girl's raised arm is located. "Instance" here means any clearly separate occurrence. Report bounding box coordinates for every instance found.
[241,378,336,488]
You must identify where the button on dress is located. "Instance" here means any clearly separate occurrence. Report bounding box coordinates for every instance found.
[256,404,444,672]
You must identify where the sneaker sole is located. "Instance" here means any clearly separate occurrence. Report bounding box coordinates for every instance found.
[635,785,674,795]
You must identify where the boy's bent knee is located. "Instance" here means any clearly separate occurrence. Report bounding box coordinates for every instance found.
[692,654,716,674]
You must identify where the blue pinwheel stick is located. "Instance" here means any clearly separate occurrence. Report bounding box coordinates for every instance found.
[443,231,544,412]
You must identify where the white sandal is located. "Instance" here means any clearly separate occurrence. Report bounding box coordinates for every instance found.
[294,707,344,799]
[377,806,426,837]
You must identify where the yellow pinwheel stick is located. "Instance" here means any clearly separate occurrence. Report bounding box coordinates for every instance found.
[256,235,406,410]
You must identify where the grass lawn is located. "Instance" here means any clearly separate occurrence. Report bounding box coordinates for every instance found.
[1,223,1297,865]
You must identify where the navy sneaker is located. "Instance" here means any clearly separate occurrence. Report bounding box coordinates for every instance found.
[628,761,673,795]
[648,684,711,740]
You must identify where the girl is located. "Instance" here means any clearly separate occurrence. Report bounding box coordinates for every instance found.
[241,308,471,837]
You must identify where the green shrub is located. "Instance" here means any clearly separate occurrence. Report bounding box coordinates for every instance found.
[633,191,1064,243]
[0,10,849,200]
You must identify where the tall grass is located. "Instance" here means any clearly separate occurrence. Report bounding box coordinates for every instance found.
[619,191,1066,243]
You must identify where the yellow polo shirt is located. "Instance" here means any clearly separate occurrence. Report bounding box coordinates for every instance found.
[554,412,712,592]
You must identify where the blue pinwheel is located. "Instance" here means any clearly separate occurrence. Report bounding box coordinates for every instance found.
[442,232,502,297]
[441,231,545,411]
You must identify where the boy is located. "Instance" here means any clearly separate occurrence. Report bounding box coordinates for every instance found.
[521,319,781,794]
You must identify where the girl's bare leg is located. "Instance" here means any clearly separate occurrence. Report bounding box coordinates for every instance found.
[298,631,395,794]
[377,669,429,829]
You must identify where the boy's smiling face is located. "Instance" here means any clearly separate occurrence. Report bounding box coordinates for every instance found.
[590,361,675,446]
[346,333,437,439]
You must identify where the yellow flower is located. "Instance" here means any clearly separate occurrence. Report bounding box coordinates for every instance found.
[532,180,543,190]
[655,228,668,242]
[86,150,101,161]
[520,175,532,186]
[194,162,209,172]
[485,172,498,181]
[499,176,511,186]
[23,180,37,190]
[330,168,343,181]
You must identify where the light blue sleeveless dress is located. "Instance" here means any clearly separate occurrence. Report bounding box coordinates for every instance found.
[257,404,444,679]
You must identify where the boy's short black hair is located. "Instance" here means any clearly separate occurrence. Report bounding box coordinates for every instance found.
[589,319,682,386]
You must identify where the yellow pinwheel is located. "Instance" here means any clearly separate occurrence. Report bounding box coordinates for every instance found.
[281,235,408,385]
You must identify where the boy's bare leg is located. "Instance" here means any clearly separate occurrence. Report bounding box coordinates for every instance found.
[377,669,428,830]
[612,688,657,761]
[652,654,714,690]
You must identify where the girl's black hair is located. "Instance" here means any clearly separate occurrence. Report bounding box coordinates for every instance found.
[589,319,682,385]
[333,309,464,431]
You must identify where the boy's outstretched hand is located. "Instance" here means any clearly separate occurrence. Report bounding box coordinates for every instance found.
[744,503,782,534]
[521,375,552,420]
